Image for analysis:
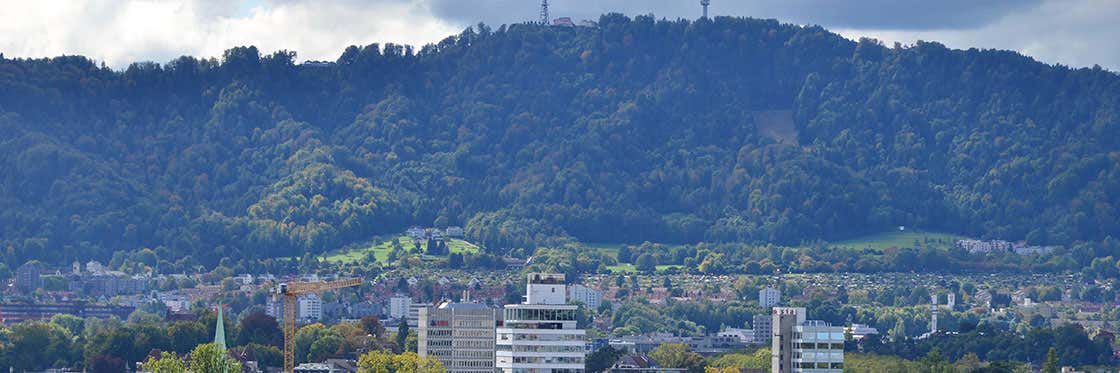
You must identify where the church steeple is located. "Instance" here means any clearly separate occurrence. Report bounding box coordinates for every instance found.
[214,305,228,373]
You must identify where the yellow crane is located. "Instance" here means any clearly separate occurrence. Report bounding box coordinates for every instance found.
[278,278,362,373]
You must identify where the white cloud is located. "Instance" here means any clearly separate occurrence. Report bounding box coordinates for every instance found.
[0,0,462,68]
[0,0,1116,71]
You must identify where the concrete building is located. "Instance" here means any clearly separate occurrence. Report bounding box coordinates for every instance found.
[753,314,773,345]
[389,295,411,320]
[759,287,781,308]
[298,294,322,322]
[419,301,500,373]
[771,307,843,373]
[0,302,134,324]
[86,260,104,275]
[14,262,43,294]
[496,273,586,373]
[568,284,603,310]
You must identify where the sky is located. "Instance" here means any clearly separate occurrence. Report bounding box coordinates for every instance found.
[0,0,1117,71]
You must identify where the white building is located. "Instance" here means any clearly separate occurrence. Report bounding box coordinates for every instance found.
[760,287,781,308]
[298,294,323,322]
[844,324,879,341]
[86,261,104,275]
[419,301,500,373]
[496,273,586,373]
[568,284,602,310]
[719,327,756,344]
[771,307,844,373]
[389,295,412,320]
[266,297,284,320]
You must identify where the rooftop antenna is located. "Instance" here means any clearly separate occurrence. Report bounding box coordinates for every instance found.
[701,0,710,19]
[541,0,550,25]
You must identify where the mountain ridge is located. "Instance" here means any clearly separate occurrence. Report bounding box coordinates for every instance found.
[1,14,1117,269]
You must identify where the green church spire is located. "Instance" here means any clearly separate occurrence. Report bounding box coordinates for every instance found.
[213,304,227,349]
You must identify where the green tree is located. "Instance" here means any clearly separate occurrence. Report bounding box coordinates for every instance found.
[396,318,410,352]
[648,343,706,373]
[357,350,444,373]
[141,351,188,373]
[1041,347,1059,373]
[635,254,656,272]
[188,343,242,373]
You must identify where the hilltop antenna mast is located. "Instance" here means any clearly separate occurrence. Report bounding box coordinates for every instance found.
[701,0,710,19]
[540,0,550,25]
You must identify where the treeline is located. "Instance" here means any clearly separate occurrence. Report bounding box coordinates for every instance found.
[0,309,402,372]
[1,13,1118,269]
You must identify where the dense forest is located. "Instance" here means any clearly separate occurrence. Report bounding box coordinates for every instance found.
[1,14,1118,269]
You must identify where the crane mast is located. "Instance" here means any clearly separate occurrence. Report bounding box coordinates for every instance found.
[279,278,362,373]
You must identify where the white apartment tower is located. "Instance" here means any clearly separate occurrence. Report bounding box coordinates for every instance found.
[298,294,322,322]
[760,287,781,308]
[771,307,844,373]
[568,284,602,310]
[419,301,501,373]
[389,295,412,320]
[496,273,586,373]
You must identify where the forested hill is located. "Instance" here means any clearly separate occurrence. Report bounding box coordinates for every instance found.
[1,14,1118,269]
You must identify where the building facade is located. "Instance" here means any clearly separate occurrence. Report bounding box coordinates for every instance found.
[495,273,586,373]
[771,307,844,373]
[14,262,42,294]
[759,287,781,308]
[568,285,602,310]
[298,294,322,322]
[753,314,773,345]
[389,295,411,320]
[419,301,500,373]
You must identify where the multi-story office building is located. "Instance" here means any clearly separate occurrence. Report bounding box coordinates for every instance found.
[771,307,844,373]
[496,273,586,373]
[419,301,500,373]
[759,287,781,308]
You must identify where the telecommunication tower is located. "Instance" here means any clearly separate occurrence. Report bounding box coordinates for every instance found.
[701,0,710,19]
[541,0,550,25]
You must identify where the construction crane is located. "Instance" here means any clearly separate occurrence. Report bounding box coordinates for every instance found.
[278,278,362,373]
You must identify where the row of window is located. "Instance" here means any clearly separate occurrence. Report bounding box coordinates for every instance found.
[494,344,584,353]
[497,333,584,341]
[794,342,843,350]
[508,356,584,364]
[504,309,577,321]
[792,332,845,341]
[797,362,843,369]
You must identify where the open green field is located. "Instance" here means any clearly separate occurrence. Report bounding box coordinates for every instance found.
[321,236,481,264]
[828,229,968,251]
[605,264,683,274]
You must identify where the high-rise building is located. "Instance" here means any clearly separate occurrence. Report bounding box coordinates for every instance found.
[420,301,501,373]
[759,287,781,308]
[389,295,412,320]
[298,294,322,322]
[753,313,773,345]
[568,284,602,310]
[496,273,586,373]
[771,307,844,373]
[14,262,43,294]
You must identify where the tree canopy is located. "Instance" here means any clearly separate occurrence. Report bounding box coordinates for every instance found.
[1,14,1117,268]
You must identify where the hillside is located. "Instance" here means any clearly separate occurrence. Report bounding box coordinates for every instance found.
[1,14,1118,270]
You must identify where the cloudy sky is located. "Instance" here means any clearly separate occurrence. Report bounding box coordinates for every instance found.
[1,0,1117,71]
